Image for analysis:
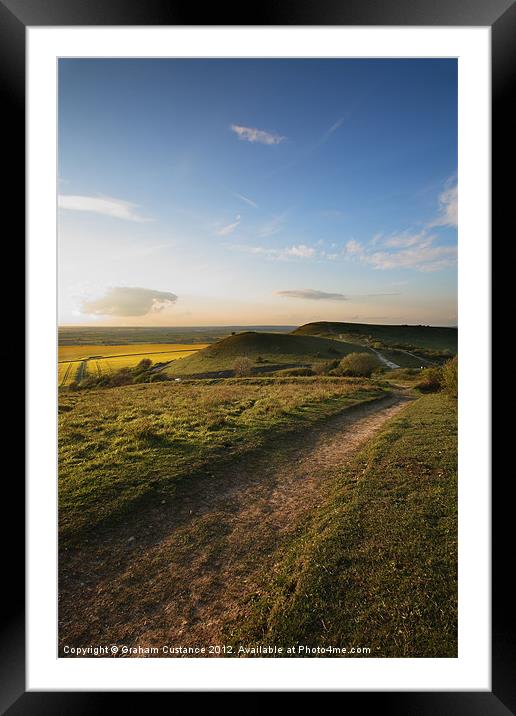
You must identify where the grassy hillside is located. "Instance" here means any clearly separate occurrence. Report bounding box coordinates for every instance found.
[293,321,457,354]
[163,331,368,376]
[59,377,388,543]
[228,392,457,657]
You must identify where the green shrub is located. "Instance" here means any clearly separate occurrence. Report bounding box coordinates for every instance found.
[338,352,379,377]
[388,368,420,381]
[132,373,151,384]
[277,367,315,377]
[77,376,99,389]
[416,366,443,393]
[313,359,340,376]
[109,370,134,387]
[441,356,458,398]
[149,373,170,383]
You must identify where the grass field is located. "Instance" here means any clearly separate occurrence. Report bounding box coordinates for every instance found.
[163,331,370,377]
[227,392,457,657]
[58,377,388,543]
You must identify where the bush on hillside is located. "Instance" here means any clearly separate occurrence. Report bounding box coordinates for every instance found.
[441,356,458,398]
[67,362,170,390]
[276,367,315,377]
[312,360,340,375]
[416,366,443,393]
[388,368,420,380]
[77,375,103,389]
[233,356,253,377]
[338,352,379,377]
[134,358,153,372]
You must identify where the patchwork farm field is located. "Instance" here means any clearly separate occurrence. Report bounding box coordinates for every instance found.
[58,343,209,387]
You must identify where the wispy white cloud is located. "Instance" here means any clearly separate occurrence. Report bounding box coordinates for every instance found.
[344,239,364,256]
[216,215,241,236]
[224,180,457,273]
[276,288,401,301]
[283,244,315,258]
[276,289,349,301]
[234,192,258,208]
[231,243,316,261]
[428,182,458,228]
[256,212,288,238]
[268,115,346,177]
[340,181,458,272]
[58,194,151,222]
[367,243,457,272]
[230,124,286,145]
[327,117,345,135]
[81,287,177,317]
[343,232,456,272]
[382,230,427,248]
[318,117,345,146]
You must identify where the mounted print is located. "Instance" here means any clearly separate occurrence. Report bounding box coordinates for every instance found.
[57,56,459,659]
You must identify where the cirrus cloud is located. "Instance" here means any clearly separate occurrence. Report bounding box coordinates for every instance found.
[81,287,177,317]
[216,215,241,236]
[429,183,458,228]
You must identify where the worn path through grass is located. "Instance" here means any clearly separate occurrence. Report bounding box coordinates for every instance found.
[59,391,412,656]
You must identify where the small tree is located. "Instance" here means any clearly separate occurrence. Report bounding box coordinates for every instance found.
[338,352,379,377]
[233,356,253,377]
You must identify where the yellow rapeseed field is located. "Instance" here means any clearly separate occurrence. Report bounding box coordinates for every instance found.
[58,361,84,386]
[58,343,209,362]
[58,343,210,386]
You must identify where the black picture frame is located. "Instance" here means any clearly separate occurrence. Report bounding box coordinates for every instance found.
[6,0,510,709]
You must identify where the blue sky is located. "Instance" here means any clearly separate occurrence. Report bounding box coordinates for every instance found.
[58,58,457,326]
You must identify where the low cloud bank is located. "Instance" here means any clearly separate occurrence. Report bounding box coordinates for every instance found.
[276,289,349,301]
[82,287,177,316]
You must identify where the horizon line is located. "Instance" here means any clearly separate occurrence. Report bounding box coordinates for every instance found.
[58,321,458,329]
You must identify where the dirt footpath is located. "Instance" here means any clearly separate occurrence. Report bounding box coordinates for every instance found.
[59,391,412,656]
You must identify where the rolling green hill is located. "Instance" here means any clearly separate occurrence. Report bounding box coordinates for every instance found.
[293,321,457,354]
[163,331,368,377]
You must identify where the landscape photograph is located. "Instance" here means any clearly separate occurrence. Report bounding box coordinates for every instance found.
[58,58,458,658]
